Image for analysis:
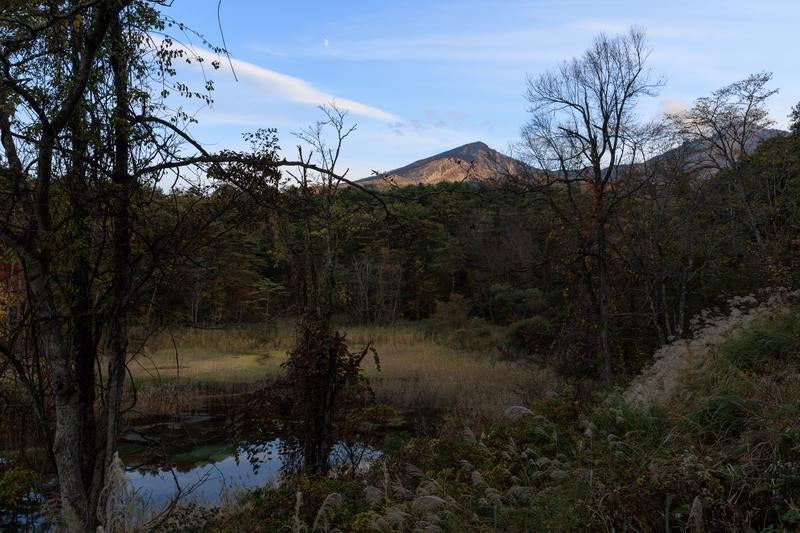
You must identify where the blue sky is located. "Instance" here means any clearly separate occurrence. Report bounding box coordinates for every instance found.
[162,0,800,179]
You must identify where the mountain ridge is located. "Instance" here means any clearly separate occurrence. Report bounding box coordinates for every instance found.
[358,130,789,188]
[358,141,524,187]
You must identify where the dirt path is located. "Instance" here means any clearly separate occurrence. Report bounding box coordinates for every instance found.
[624,289,798,407]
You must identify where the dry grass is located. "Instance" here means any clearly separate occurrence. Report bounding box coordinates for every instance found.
[126,322,561,428]
[344,324,561,429]
[124,326,286,416]
[128,326,288,384]
[625,289,799,407]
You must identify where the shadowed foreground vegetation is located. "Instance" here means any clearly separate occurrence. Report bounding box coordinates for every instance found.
[152,308,800,532]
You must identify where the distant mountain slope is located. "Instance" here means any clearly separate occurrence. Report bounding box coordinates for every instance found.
[357,130,787,188]
[651,128,787,171]
[358,141,525,186]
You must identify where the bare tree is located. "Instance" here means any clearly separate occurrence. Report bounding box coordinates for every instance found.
[287,102,356,320]
[790,101,800,136]
[350,254,375,323]
[668,72,778,252]
[520,27,663,383]
[1,3,135,528]
[618,149,714,345]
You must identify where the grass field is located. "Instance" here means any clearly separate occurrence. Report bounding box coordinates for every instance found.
[126,321,561,428]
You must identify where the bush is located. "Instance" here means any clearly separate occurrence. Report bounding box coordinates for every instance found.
[0,467,37,507]
[506,316,555,358]
[474,284,550,324]
[424,295,501,352]
[445,317,500,353]
[240,319,381,476]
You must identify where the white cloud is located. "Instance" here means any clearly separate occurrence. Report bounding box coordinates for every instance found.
[160,37,400,123]
[224,56,400,122]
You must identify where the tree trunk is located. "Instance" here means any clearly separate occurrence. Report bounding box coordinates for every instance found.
[24,256,89,530]
[593,190,613,385]
[596,223,613,385]
[66,48,98,499]
[96,15,133,530]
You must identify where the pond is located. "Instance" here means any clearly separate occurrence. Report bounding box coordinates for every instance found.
[125,439,379,508]
[125,440,282,508]
[1,411,382,530]
[118,410,381,509]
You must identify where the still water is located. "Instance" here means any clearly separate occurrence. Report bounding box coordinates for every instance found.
[1,412,381,530]
[125,441,283,507]
[125,439,378,508]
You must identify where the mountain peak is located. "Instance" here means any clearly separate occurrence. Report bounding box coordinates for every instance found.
[443,141,492,161]
[458,140,491,151]
[359,141,523,186]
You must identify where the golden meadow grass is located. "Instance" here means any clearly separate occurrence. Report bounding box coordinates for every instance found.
[126,322,561,427]
[345,324,561,428]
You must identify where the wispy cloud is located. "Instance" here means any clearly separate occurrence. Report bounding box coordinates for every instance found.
[162,38,400,123]
[300,30,571,63]
[245,20,726,65]
[243,43,288,57]
[224,56,400,122]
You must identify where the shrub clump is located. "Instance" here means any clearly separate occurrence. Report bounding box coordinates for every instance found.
[0,467,37,507]
[505,315,555,359]
[423,296,501,353]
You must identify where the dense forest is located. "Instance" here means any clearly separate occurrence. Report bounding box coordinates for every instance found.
[1,1,800,531]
